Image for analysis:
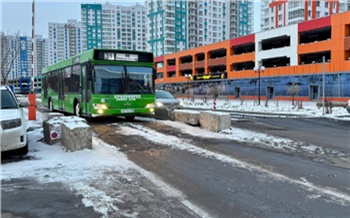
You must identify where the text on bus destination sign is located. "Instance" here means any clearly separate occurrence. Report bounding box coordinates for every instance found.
[114,95,141,101]
[103,52,138,61]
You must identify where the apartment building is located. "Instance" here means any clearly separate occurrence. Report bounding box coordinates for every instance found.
[35,35,48,76]
[3,35,47,81]
[48,19,82,65]
[10,36,30,80]
[261,0,348,31]
[146,0,254,57]
[80,2,147,51]
[229,0,254,38]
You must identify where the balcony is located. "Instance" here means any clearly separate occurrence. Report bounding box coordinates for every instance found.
[207,57,227,67]
[179,62,193,71]
[166,65,176,72]
[345,37,350,51]
[194,61,205,68]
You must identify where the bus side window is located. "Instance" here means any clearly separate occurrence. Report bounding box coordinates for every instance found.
[74,80,80,92]
[72,65,81,93]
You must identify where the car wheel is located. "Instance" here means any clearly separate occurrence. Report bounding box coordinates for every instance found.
[16,142,28,155]
[74,101,80,117]
[125,116,135,121]
[49,99,53,112]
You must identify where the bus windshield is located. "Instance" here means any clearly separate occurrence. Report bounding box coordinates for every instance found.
[94,65,124,94]
[126,66,153,94]
[94,65,154,95]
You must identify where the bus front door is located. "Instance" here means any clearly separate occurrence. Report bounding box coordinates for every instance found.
[81,65,90,115]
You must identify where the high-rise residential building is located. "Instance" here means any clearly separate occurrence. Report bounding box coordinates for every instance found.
[9,36,29,80]
[80,2,147,51]
[228,0,254,38]
[146,0,187,56]
[146,0,254,57]
[17,37,30,79]
[35,35,48,76]
[48,19,82,65]
[2,35,47,81]
[260,0,348,31]
[80,4,103,50]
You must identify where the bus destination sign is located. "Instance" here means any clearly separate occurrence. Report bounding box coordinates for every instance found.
[95,50,153,63]
[101,52,138,61]
[116,53,138,61]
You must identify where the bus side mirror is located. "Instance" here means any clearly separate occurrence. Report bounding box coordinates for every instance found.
[87,70,93,80]
[153,69,157,80]
[87,62,93,80]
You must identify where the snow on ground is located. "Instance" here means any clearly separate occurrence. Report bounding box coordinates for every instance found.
[116,123,350,206]
[1,108,210,217]
[182,98,350,120]
[1,97,350,215]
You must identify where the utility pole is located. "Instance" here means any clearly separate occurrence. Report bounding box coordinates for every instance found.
[28,0,36,120]
[322,56,325,115]
[185,74,190,100]
[254,66,265,105]
[31,0,35,93]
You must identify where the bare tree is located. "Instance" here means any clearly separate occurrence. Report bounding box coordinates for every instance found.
[1,31,21,85]
[286,82,300,105]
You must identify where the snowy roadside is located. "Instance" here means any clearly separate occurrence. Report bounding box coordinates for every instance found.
[2,100,349,216]
[1,109,210,217]
[182,98,350,120]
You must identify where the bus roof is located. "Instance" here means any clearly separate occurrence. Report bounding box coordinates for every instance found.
[42,49,154,75]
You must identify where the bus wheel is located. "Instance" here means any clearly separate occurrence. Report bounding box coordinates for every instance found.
[74,102,80,117]
[125,116,135,121]
[48,99,53,112]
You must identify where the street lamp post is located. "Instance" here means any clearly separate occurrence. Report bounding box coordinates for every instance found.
[185,74,190,100]
[254,66,265,105]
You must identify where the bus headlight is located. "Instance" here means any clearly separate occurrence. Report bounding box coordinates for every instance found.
[145,103,155,113]
[93,104,108,110]
[145,103,154,109]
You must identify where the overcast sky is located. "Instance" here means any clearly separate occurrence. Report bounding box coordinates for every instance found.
[0,0,261,38]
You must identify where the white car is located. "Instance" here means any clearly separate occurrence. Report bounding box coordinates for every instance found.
[0,85,28,155]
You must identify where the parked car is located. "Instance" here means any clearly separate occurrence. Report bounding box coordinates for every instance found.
[346,99,350,114]
[0,85,28,155]
[154,90,183,119]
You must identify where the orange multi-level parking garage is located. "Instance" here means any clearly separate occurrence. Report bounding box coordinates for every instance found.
[155,11,350,102]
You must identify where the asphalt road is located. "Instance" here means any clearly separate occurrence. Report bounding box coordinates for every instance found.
[233,117,350,153]
[90,117,350,217]
[2,115,350,217]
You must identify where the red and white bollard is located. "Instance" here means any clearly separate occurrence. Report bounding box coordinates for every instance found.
[213,98,216,111]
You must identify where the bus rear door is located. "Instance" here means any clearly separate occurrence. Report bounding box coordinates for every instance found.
[58,69,65,110]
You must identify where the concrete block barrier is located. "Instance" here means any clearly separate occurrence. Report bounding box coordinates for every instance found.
[173,109,200,126]
[61,121,92,152]
[43,115,90,149]
[43,117,63,145]
[42,112,64,123]
[199,111,231,132]
[60,116,87,124]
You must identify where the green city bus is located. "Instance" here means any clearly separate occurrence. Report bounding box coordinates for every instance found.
[41,49,156,120]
